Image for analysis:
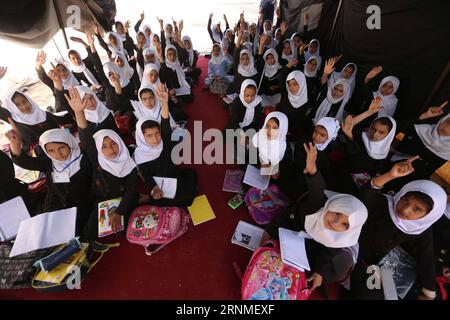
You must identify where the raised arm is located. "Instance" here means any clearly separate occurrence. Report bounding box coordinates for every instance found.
[134,11,145,33]
[371,155,420,189]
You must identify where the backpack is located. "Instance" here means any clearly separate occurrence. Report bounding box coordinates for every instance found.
[245,185,289,225]
[126,205,190,255]
[209,77,230,96]
[0,243,52,290]
[242,240,310,300]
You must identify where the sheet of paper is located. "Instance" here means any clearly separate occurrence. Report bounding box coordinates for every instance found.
[231,221,265,251]
[279,228,311,272]
[243,165,270,190]
[0,197,30,241]
[153,177,177,199]
[188,195,216,226]
[10,207,77,257]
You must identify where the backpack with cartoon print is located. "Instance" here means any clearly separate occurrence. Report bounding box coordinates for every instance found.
[241,240,310,300]
[126,205,190,255]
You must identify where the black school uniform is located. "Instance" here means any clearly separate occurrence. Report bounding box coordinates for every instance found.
[277,66,310,135]
[227,47,259,95]
[78,128,139,240]
[138,117,197,207]
[225,98,263,131]
[266,171,355,284]
[179,48,201,82]
[35,66,71,114]
[350,184,436,299]
[71,48,104,87]
[86,113,119,134]
[255,53,281,97]
[11,151,94,237]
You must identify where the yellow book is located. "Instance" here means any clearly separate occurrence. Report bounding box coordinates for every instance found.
[34,243,89,284]
[188,195,216,226]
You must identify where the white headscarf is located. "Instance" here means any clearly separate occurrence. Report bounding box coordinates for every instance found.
[361,116,397,160]
[274,28,281,45]
[140,63,161,90]
[286,70,308,109]
[68,51,100,86]
[314,79,349,124]
[414,113,450,160]
[53,59,80,90]
[281,39,298,62]
[237,49,258,77]
[181,35,195,67]
[221,29,233,50]
[209,44,225,65]
[304,39,321,61]
[142,24,153,39]
[263,49,282,78]
[373,76,400,118]
[3,90,46,125]
[75,86,112,124]
[136,31,150,50]
[386,180,447,235]
[239,79,262,128]
[315,117,340,151]
[131,87,177,127]
[263,19,273,33]
[304,56,319,78]
[164,45,191,95]
[113,22,126,41]
[39,129,82,178]
[328,62,358,100]
[113,52,134,87]
[252,111,288,165]
[211,23,222,43]
[93,129,136,178]
[106,32,127,56]
[134,118,164,165]
[305,194,368,248]
[142,48,160,69]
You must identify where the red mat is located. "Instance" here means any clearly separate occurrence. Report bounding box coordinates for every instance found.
[0,57,341,300]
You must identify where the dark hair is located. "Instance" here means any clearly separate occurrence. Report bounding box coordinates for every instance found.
[141,120,160,134]
[346,64,356,72]
[268,117,280,126]
[68,50,79,58]
[373,117,393,132]
[244,84,257,92]
[403,191,434,214]
[11,91,26,102]
[139,88,155,99]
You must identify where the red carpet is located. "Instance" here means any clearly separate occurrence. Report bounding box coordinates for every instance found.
[0,57,340,300]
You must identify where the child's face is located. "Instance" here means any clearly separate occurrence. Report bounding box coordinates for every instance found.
[287,79,299,94]
[12,94,32,114]
[396,194,430,220]
[137,33,146,46]
[243,87,256,104]
[332,84,344,99]
[293,35,301,45]
[342,66,354,79]
[265,118,279,140]
[313,125,329,145]
[306,59,317,73]
[167,49,177,63]
[165,25,173,34]
[265,53,275,66]
[148,70,159,84]
[283,43,292,55]
[115,57,125,68]
[380,81,394,96]
[101,136,119,159]
[249,26,256,35]
[140,91,156,108]
[143,127,162,147]
[56,64,70,80]
[45,142,71,161]
[275,32,282,41]
[309,42,318,54]
[116,23,125,35]
[324,211,350,232]
[264,21,271,31]
[437,117,450,137]
[144,28,151,37]
[240,53,250,66]
[184,40,191,50]
[226,31,233,41]
[145,53,155,64]
[69,53,82,66]
[212,46,221,57]
[82,94,97,110]
[109,34,117,46]
[369,121,390,142]
[152,35,160,46]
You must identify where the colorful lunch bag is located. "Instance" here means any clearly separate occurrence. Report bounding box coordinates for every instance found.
[126,205,190,255]
[245,185,289,225]
[241,240,310,300]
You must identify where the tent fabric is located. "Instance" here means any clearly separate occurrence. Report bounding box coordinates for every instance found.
[280,0,450,119]
[0,0,109,49]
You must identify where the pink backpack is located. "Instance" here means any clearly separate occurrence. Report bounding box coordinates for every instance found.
[242,240,311,300]
[126,206,190,255]
[245,185,289,225]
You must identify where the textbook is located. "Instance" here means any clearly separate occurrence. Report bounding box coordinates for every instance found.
[243,165,270,190]
[222,169,244,193]
[98,198,124,238]
[188,195,216,226]
[279,228,311,272]
[231,221,265,251]
[153,177,178,199]
[0,197,30,242]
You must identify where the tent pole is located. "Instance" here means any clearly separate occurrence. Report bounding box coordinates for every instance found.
[421,60,450,112]
[52,0,70,50]
[52,38,64,59]
[327,0,343,51]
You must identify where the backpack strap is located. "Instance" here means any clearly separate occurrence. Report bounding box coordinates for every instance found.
[87,241,120,272]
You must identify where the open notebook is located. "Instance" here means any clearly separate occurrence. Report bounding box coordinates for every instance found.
[0,197,31,241]
[279,228,311,272]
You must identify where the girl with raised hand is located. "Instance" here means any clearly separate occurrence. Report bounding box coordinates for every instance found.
[204,44,234,90]
[134,83,197,207]
[266,142,368,292]
[351,158,447,300]
[66,87,139,239]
